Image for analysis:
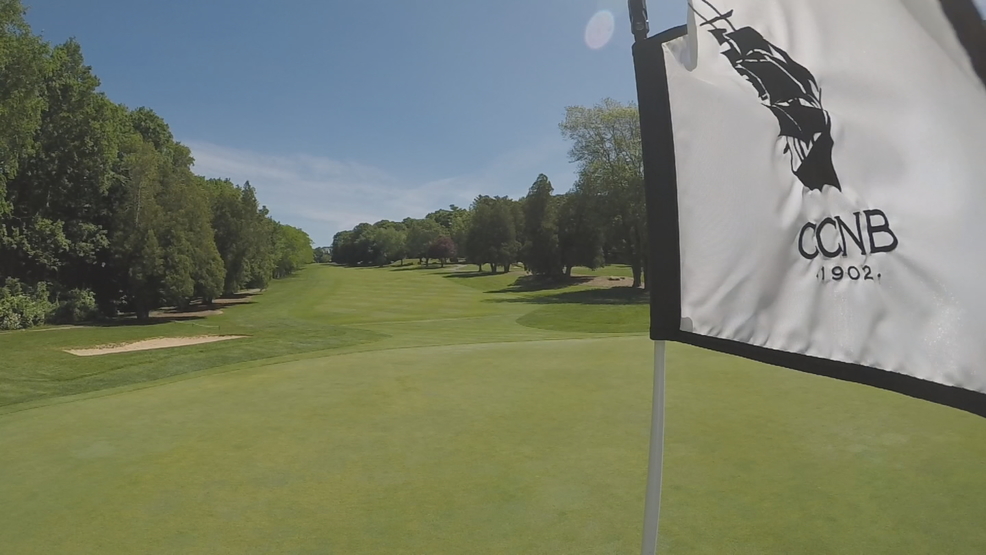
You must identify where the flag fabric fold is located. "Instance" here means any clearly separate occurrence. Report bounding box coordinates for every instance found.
[635,0,986,416]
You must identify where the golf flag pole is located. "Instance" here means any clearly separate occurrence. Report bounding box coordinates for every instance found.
[641,340,666,555]
[628,0,649,43]
[628,3,669,554]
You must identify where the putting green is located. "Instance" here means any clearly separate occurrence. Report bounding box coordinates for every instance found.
[1,265,984,554]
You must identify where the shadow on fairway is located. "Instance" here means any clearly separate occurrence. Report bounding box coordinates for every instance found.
[484,274,595,293]
[80,297,257,328]
[389,265,450,272]
[502,286,648,305]
[344,264,447,271]
[442,271,498,279]
[453,274,650,305]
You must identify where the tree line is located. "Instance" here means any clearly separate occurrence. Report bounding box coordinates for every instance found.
[0,0,313,329]
[329,98,647,287]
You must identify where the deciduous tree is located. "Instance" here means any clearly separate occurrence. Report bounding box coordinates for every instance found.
[560,99,647,288]
[520,174,562,276]
[557,188,604,275]
[467,196,520,273]
[427,236,456,267]
[405,218,442,265]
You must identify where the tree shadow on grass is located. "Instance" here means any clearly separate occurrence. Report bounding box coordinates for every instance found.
[345,264,442,271]
[217,292,258,302]
[445,273,650,305]
[389,265,448,272]
[78,296,256,328]
[442,271,502,280]
[487,274,594,293]
[442,269,647,305]
[490,283,649,306]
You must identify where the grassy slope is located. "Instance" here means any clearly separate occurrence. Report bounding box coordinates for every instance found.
[0,269,383,409]
[1,264,985,554]
[0,264,641,409]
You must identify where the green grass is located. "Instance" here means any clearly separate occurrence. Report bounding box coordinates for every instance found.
[1,264,985,554]
[571,264,635,278]
[0,269,388,409]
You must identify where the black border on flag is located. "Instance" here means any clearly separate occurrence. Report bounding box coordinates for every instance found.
[634,11,986,419]
[941,0,986,87]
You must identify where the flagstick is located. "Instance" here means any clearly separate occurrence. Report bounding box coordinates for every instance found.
[641,340,667,555]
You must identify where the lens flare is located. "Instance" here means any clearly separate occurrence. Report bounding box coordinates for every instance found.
[585,10,615,50]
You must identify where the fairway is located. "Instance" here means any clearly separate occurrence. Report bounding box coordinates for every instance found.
[1,265,984,554]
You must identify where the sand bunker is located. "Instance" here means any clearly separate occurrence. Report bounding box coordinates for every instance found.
[65,335,246,357]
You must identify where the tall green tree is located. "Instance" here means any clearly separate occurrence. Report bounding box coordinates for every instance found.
[520,174,562,276]
[426,206,468,235]
[207,177,250,292]
[208,179,277,293]
[0,0,48,225]
[465,196,495,272]
[273,224,314,277]
[240,185,277,290]
[448,207,471,262]
[557,188,604,276]
[365,226,405,266]
[0,13,312,326]
[110,132,226,317]
[405,218,443,265]
[2,39,125,291]
[156,163,225,306]
[560,99,647,288]
[330,229,357,265]
[466,195,520,273]
[427,205,470,262]
[111,137,165,319]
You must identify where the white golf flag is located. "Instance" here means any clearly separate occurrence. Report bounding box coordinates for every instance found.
[636,0,986,415]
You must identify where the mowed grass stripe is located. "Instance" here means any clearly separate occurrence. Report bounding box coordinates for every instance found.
[0,337,651,555]
[0,264,601,409]
[1,264,984,553]
[2,336,985,553]
[309,266,502,325]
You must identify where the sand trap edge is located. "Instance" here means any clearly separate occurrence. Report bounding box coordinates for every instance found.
[65,335,247,357]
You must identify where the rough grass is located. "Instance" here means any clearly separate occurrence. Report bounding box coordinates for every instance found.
[1,264,984,554]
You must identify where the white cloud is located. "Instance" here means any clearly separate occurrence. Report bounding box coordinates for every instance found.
[185,138,575,246]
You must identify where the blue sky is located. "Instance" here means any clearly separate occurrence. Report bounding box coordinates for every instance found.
[24,0,687,246]
[22,1,986,245]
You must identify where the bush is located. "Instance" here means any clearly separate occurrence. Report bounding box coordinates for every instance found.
[0,280,56,331]
[53,289,99,324]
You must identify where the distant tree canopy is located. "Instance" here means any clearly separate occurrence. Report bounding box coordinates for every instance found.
[466,195,522,274]
[327,100,644,284]
[405,219,443,264]
[327,99,642,286]
[0,0,313,328]
[427,236,456,267]
[313,246,332,264]
[560,99,646,288]
[520,174,561,276]
[0,2,646,331]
